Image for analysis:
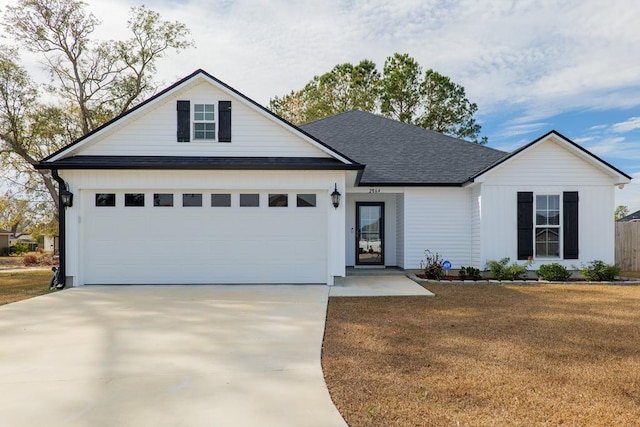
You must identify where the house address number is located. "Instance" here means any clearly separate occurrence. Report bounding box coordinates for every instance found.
[369,188,381,193]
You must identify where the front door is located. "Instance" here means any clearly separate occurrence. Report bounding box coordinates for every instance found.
[356,202,385,265]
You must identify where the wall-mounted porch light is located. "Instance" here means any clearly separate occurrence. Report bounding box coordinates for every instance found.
[60,188,73,208]
[331,184,341,209]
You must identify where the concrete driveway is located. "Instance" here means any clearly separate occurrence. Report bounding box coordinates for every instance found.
[0,285,347,427]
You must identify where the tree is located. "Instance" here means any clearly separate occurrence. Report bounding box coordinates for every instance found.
[418,69,486,144]
[615,205,630,221]
[269,60,380,125]
[379,53,422,124]
[0,192,53,238]
[269,52,486,143]
[0,0,194,216]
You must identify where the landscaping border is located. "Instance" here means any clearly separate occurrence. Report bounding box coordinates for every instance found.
[408,273,640,286]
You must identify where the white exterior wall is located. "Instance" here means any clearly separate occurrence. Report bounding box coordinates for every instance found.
[396,193,405,268]
[345,191,398,267]
[478,138,618,269]
[60,169,346,286]
[403,187,472,269]
[77,81,330,158]
[470,185,481,267]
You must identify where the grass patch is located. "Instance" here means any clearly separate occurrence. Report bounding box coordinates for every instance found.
[322,283,640,426]
[0,270,53,305]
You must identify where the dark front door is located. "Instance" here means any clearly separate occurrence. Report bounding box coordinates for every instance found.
[356,202,384,265]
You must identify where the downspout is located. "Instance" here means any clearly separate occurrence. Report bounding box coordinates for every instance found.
[51,169,67,289]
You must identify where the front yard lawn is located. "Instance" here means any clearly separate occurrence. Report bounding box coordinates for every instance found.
[322,283,640,426]
[0,270,53,305]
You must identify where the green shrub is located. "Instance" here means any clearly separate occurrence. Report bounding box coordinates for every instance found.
[9,242,29,255]
[580,260,620,281]
[485,257,531,280]
[422,250,444,280]
[459,266,482,280]
[536,263,571,281]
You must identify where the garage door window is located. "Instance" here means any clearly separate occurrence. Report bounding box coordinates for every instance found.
[154,193,174,207]
[211,193,231,207]
[269,194,288,207]
[240,194,259,207]
[96,193,116,207]
[125,193,145,207]
[183,193,202,207]
[297,194,316,207]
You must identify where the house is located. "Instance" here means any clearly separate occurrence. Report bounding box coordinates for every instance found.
[0,228,10,255]
[35,70,631,287]
[618,210,640,222]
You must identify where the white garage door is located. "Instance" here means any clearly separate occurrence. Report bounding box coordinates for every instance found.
[81,190,327,284]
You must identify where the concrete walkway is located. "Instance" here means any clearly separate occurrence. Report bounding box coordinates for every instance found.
[331,274,435,297]
[0,285,346,427]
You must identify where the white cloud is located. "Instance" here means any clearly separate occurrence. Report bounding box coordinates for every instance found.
[612,117,640,133]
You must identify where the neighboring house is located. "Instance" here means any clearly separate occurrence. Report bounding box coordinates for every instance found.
[44,235,59,254]
[35,70,631,287]
[618,210,640,222]
[0,228,10,254]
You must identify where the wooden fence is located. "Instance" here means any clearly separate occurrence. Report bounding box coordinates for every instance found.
[615,222,640,271]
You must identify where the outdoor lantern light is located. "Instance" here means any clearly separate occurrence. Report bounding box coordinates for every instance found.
[60,188,73,208]
[331,184,341,209]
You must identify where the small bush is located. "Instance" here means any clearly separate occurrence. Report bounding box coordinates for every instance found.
[459,266,482,280]
[485,257,531,280]
[9,242,29,255]
[536,263,571,281]
[422,250,444,280]
[23,255,38,266]
[580,260,620,281]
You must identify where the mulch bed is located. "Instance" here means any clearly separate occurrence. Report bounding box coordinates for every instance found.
[322,283,640,426]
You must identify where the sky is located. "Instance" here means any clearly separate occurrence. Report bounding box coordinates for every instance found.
[2,0,640,212]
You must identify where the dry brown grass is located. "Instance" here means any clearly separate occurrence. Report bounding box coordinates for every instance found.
[322,283,640,426]
[0,270,53,305]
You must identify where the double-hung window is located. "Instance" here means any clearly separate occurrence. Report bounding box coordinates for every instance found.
[535,195,560,257]
[193,104,215,140]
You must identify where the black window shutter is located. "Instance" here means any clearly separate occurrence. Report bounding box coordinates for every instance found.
[218,101,232,142]
[517,192,534,260]
[563,192,579,259]
[176,100,190,142]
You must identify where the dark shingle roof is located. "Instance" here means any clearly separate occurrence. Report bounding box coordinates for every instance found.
[34,156,362,170]
[300,110,508,185]
[618,210,640,222]
[0,228,11,234]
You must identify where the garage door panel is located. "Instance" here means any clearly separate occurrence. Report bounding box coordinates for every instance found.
[82,190,328,284]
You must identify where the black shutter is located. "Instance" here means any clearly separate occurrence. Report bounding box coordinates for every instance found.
[563,192,579,259]
[218,101,232,142]
[517,192,534,260]
[177,100,190,142]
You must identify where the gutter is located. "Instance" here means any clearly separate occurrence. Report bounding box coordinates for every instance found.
[51,169,67,289]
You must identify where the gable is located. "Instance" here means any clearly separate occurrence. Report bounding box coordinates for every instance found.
[65,80,330,158]
[476,133,630,186]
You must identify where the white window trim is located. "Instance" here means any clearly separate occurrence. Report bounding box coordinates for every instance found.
[534,194,562,259]
[193,103,216,141]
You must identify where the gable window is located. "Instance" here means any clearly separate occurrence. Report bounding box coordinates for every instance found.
[269,194,288,207]
[125,193,145,207]
[183,193,202,207]
[193,104,215,140]
[535,195,560,257]
[297,194,316,207]
[154,193,173,207]
[96,193,115,207]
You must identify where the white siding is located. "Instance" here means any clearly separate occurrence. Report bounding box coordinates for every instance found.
[78,81,330,158]
[479,138,618,269]
[396,193,405,268]
[470,185,481,267]
[404,187,472,269]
